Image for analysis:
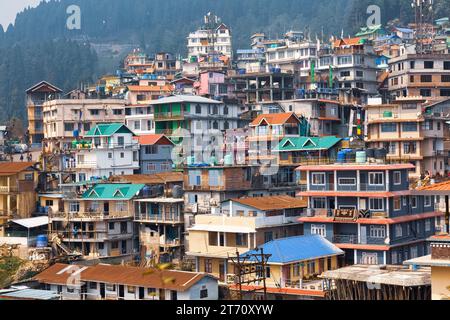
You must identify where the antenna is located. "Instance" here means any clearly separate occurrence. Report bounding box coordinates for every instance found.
[411,0,435,54]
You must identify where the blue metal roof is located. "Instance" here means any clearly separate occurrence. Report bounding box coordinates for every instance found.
[395,27,413,33]
[0,288,60,300]
[244,235,344,264]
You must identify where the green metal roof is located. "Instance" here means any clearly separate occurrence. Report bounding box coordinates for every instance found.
[82,184,145,200]
[355,24,384,37]
[273,136,342,152]
[85,123,134,137]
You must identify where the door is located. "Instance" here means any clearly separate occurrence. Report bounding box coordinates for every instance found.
[219,263,225,282]
[121,240,127,255]
[100,283,106,299]
[118,285,124,299]
[282,265,291,287]
[139,287,145,300]
[159,289,165,300]
[360,226,367,244]
[170,290,178,301]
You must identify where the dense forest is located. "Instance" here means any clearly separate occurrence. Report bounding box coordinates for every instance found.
[2,0,450,123]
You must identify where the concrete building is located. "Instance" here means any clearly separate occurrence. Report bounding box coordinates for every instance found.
[297,162,443,265]
[26,81,63,147]
[135,134,174,175]
[186,196,306,282]
[72,123,140,182]
[365,97,446,178]
[187,13,232,62]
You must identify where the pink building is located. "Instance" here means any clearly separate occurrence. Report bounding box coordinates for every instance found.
[194,71,232,98]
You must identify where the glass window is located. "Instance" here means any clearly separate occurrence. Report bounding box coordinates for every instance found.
[311,173,325,185]
[381,123,397,132]
[369,172,384,185]
[402,122,417,132]
[395,225,403,237]
[338,178,356,185]
[393,171,402,185]
[424,196,432,207]
[370,225,386,238]
[394,197,401,211]
[208,170,223,187]
[311,224,326,237]
[312,198,326,209]
[369,198,384,211]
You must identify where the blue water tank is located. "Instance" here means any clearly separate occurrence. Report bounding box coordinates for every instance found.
[36,235,48,248]
[337,151,346,163]
[73,130,80,138]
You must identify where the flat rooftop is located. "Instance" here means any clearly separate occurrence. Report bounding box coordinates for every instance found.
[321,265,431,287]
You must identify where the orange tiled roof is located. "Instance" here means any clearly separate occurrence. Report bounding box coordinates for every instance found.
[418,180,450,191]
[333,37,362,48]
[134,134,173,146]
[250,113,298,127]
[109,172,183,184]
[230,195,307,211]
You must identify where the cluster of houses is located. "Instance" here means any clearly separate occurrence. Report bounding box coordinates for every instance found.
[1,12,450,301]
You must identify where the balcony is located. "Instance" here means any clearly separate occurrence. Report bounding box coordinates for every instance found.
[154,112,185,121]
[134,213,183,224]
[0,186,19,193]
[51,211,133,221]
[75,161,97,169]
[333,234,358,244]
[308,183,387,192]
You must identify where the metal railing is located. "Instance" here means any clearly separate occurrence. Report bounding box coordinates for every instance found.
[309,183,387,192]
[333,234,358,244]
[134,213,183,223]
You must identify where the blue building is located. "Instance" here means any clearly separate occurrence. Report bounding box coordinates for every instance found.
[296,163,443,265]
[136,134,174,174]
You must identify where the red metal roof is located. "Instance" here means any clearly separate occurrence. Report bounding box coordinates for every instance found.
[135,134,173,146]
[250,113,299,127]
[0,162,36,176]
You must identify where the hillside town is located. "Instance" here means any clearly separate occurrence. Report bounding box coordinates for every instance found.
[1,8,450,301]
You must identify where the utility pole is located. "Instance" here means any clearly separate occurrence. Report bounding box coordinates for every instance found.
[228,248,271,300]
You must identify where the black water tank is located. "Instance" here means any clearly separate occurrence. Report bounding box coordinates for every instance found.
[375,148,387,159]
[366,148,375,158]
[172,185,184,198]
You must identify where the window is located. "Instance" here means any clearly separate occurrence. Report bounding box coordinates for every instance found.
[394,197,401,211]
[108,153,112,159]
[369,172,384,185]
[442,75,450,82]
[393,171,401,185]
[109,222,115,230]
[424,196,432,207]
[340,71,350,77]
[307,261,316,275]
[356,70,364,77]
[421,75,432,82]
[106,284,116,291]
[410,61,415,69]
[64,123,74,132]
[69,202,80,213]
[200,289,208,299]
[116,201,127,212]
[188,170,202,186]
[45,200,54,207]
[395,225,403,237]
[312,198,326,209]
[235,233,248,247]
[444,61,450,70]
[120,152,124,159]
[117,136,125,146]
[264,232,273,243]
[144,145,158,154]
[370,225,386,238]
[293,263,302,277]
[311,173,325,185]
[338,178,356,185]
[113,109,122,115]
[381,123,397,132]
[89,282,97,290]
[411,196,417,208]
[391,252,398,265]
[424,61,434,69]
[208,170,223,187]
[147,288,156,296]
[24,173,33,181]
[111,241,119,249]
[369,198,384,211]
[403,142,417,154]
[311,224,326,237]
[204,259,212,273]
[402,122,417,132]
[425,219,431,232]
[127,286,136,294]
[420,89,432,97]
[90,109,99,116]
[441,89,450,97]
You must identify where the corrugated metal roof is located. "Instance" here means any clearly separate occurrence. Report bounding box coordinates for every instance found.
[34,263,216,292]
[225,196,307,211]
[11,216,49,229]
[0,162,36,175]
[244,235,344,264]
[274,136,341,152]
[135,134,173,146]
[109,172,183,184]
[85,123,133,137]
[0,288,59,300]
[250,113,299,127]
[150,95,222,105]
[82,184,145,200]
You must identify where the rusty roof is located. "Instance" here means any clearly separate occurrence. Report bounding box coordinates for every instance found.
[109,172,183,184]
[134,134,174,146]
[0,162,37,176]
[228,196,307,211]
[33,263,215,291]
[250,113,299,127]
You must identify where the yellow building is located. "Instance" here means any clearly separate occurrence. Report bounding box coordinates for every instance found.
[230,234,344,300]
[405,234,450,300]
[0,162,39,236]
[186,196,306,282]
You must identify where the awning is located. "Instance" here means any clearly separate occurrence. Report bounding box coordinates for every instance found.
[11,216,49,229]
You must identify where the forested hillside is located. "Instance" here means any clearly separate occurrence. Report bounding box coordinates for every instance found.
[1,0,450,123]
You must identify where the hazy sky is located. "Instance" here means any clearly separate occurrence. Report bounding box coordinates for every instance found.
[0,0,42,29]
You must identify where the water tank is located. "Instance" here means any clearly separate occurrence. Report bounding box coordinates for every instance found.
[356,151,367,164]
[375,148,387,159]
[187,156,195,166]
[209,156,218,166]
[366,148,375,158]
[224,155,233,166]
[36,235,48,248]
[346,150,356,162]
[73,130,79,138]
[142,186,152,198]
[337,151,346,163]
[172,185,184,198]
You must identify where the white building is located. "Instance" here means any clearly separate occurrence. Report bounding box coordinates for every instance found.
[73,123,139,182]
[125,105,155,135]
[187,13,232,61]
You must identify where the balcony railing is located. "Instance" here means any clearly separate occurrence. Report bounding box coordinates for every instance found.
[0,186,19,193]
[333,234,358,244]
[308,183,387,192]
[51,211,132,220]
[154,112,184,120]
[134,213,183,223]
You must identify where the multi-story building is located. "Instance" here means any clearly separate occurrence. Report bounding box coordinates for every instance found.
[34,263,219,300]
[152,95,240,149]
[297,162,443,265]
[193,71,232,99]
[365,97,446,177]
[187,13,232,62]
[49,183,145,261]
[42,98,126,153]
[135,134,174,175]
[388,47,450,100]
[73,123,140,182]
[26,81,62,146]
[152,52,182,80]
[126,84,173,106]
[236,49,265,74]
[125,104,155,135]
[0,162,38,236]
[186,195,306,282]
